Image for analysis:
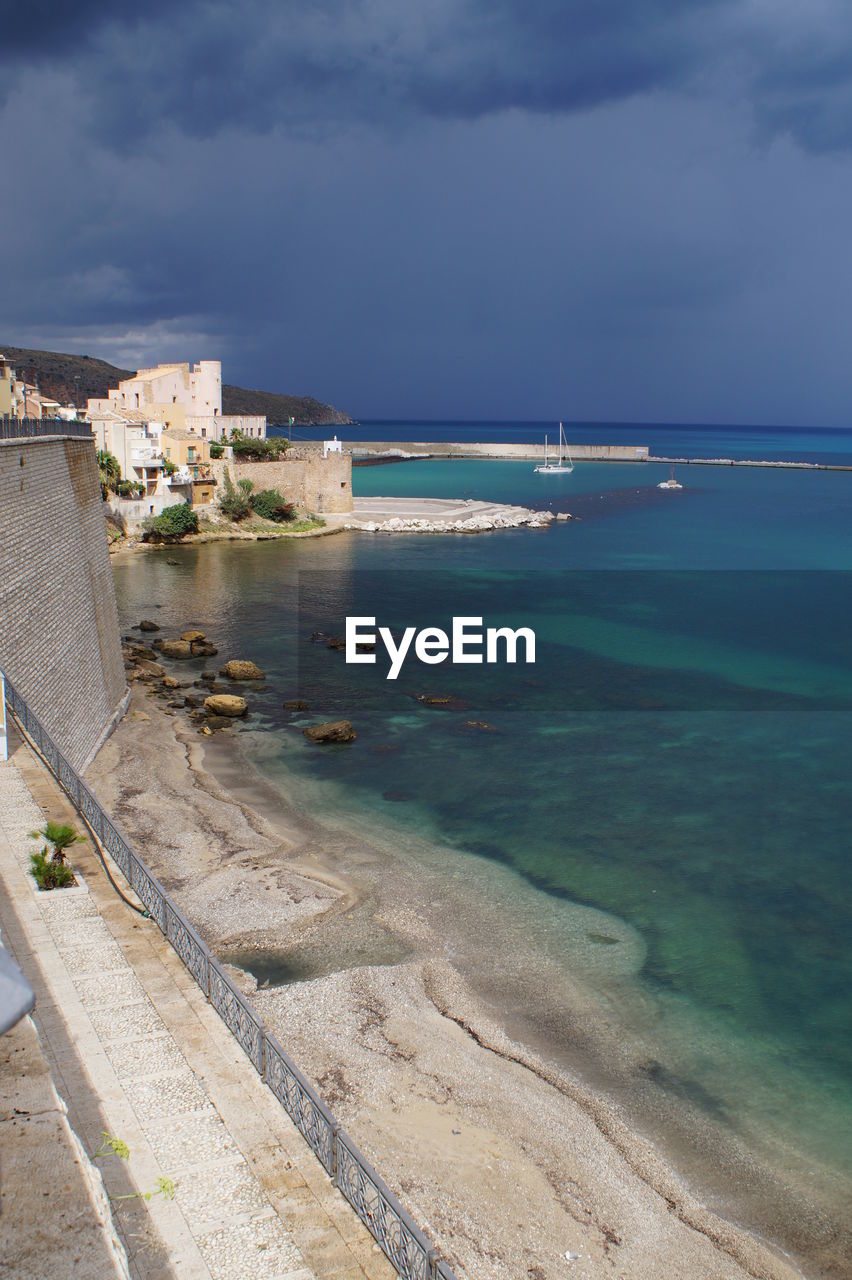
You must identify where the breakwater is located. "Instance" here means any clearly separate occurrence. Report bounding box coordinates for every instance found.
[347,440,852,470]
[649,454,852,471]
[348,440,650,461]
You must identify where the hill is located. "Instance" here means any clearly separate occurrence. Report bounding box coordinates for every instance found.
[221,383,351,425]
[0,345,351,425]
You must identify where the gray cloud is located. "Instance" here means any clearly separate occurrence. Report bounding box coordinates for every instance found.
[3,1,852,153]
[5,5,852,424]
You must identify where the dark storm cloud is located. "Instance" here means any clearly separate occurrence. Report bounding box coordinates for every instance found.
[4,0,852,153]
[0,0,174,56]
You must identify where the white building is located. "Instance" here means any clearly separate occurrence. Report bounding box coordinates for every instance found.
[87,360,265,442]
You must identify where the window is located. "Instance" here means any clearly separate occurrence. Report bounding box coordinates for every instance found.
[201,427,206,438]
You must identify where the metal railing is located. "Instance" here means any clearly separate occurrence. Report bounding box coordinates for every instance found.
[0,417,93,441]
[2,673,456,1280]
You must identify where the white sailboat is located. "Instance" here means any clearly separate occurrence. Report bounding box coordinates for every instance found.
[534,422,574,474]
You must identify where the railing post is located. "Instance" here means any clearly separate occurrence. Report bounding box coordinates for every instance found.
[330,1121,340,1187]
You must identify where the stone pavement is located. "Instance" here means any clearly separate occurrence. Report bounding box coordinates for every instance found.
[0,724,395,1280]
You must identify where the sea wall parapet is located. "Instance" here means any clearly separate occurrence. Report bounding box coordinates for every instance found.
[0,434,126,771]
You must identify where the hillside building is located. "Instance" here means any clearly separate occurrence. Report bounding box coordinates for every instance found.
[87,360,265,441]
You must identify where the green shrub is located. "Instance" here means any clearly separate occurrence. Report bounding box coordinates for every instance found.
[209,441,224,459]
[250,489,296,522]
[229,436,287,461]
[142,502,199,542]
[162,458,177,476]
[218,469,252,521]
[117,480,144,498]
[30,849,75,890]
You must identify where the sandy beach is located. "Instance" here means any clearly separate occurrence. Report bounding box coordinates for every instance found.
[82,673,831,1280]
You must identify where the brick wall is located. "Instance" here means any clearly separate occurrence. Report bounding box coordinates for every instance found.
[0,438,127,772]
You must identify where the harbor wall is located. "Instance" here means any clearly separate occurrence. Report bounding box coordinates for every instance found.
[214,447,353,513]
[0,435,127,772]
[348,441,650,461]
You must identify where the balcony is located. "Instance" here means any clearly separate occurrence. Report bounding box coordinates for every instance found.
[168,463,213,485]
[131,447,163,465]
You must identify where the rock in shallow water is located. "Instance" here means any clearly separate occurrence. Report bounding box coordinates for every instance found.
[160,639,193,659]
[204,694,248,717]
[303,720,356,743]
[220,659,265,681]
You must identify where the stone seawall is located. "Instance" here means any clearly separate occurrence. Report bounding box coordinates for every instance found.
[214,447,354,514]
[0,437,127,772]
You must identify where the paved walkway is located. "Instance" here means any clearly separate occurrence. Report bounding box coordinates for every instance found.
[0,727,394,1280]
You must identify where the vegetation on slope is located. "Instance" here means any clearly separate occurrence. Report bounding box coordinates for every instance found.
[222,382,351,425]
[0,344,351,424]
[1,345,132,406]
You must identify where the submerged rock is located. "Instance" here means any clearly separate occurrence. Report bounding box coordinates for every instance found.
[135,659,166,681]
[415,693,471,712]
[205,714,234,732]
[283,699,310,711]
[191,640,218,657]
[204,693,248,717]
[130,646,158,661]
[303,720,356,743]
[138,619,160,632]
[220,659,265,681]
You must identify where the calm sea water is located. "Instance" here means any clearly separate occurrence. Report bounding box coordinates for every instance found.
[113,436,852,1274]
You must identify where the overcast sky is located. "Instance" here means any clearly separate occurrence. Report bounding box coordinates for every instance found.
[3,1,852,423]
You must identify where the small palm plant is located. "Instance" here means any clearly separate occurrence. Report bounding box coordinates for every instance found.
[30,850,75,890]
[29,821,82,891]
[29,821,83,864]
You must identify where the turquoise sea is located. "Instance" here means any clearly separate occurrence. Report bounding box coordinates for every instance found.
[113,434,852,1277]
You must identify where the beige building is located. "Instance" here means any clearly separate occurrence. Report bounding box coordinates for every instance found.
[161,427,217,505]
[90,407,165,496]
[161,425,211,468]
[87,360,265,441]
[0,355,14,419]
